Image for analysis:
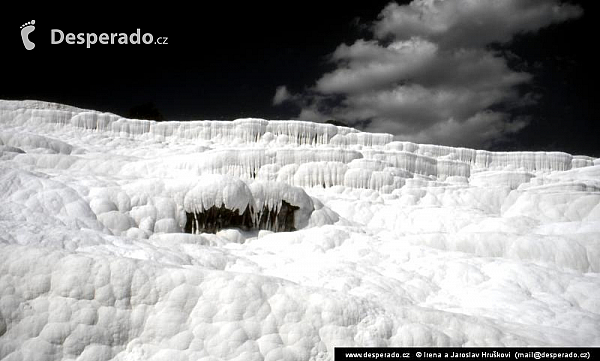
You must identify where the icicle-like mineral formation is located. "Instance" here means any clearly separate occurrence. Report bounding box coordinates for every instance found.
[182,175,313,233]
[0,100,592,199]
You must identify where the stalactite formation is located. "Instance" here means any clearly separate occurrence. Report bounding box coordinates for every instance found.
[1,99,594,199]
[184,200,300,234]
[181,175,313,234]
[185,205,254,234]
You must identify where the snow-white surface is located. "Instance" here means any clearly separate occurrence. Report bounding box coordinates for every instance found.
[1,100,599,360]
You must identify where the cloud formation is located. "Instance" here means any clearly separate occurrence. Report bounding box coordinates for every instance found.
[272,85,293,105]
[274,0,582,148]
[373,0,583,48]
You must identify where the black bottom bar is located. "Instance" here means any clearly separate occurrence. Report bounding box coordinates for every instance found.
[334,347,597,361]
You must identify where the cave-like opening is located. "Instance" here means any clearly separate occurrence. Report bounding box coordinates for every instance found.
[184,200,299,234]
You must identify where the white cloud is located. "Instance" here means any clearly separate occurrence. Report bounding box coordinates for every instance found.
[373,0,583,48]
[272,85,293,105]
[401,111,530,148]
[298,107,328,123]
[275,0,582,148]
[315,39,438,94]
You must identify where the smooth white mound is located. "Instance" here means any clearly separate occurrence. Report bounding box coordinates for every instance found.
[184,174,254,215]
[1,100,599,361]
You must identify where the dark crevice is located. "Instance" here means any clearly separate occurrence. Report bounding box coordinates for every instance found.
[255,200,299,232]
[185,200,299,234]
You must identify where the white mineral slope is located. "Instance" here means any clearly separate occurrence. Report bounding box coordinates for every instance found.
[0,99,599,361]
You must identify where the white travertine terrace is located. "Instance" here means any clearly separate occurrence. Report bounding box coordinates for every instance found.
[1,100,599,360]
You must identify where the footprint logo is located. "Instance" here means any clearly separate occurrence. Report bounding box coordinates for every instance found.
[20,20,35,50]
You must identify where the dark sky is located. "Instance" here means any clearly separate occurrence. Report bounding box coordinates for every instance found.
[2,1,598,156]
